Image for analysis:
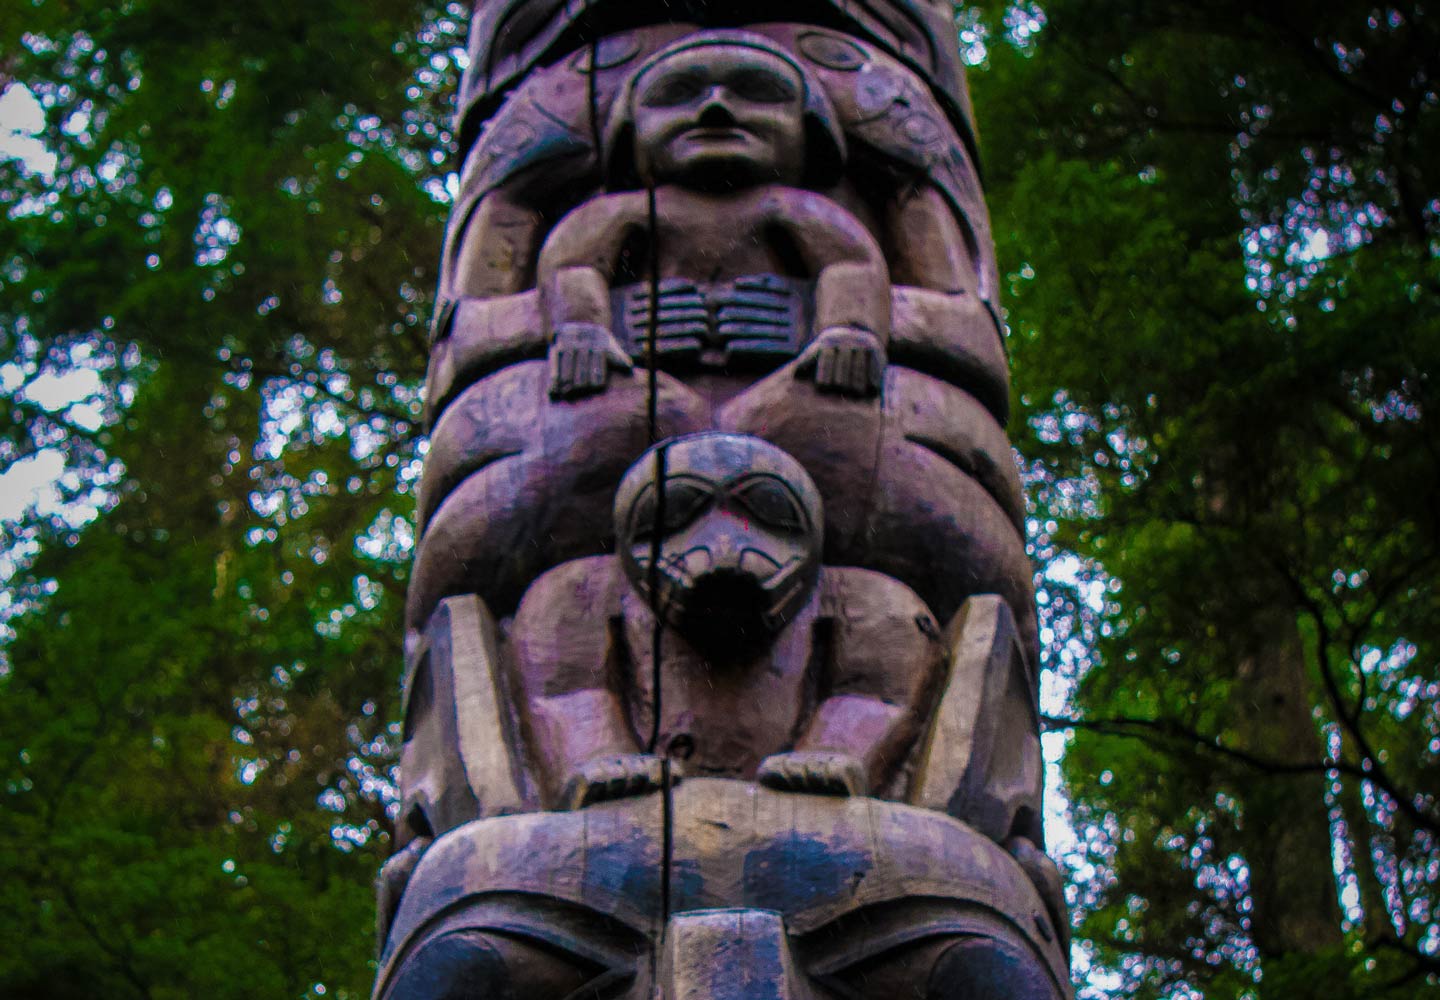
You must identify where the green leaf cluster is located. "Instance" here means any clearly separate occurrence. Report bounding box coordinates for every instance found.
[972,2,1440,996]
[0,1,468,995]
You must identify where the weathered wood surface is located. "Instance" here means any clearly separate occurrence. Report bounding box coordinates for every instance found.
[376,780,1068,998]
[376,1,1071,995]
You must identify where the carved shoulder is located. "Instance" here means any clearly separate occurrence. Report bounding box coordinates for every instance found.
[512,556,626,631]
[817,567,945,702]
[509,557,628,694]
[538,192,651,274]
[759,185,886,269]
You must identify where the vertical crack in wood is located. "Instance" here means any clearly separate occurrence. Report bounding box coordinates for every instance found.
[642,178,676,979]
[382,11,1073,994]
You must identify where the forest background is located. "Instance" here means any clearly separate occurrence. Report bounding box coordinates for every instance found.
[0,2,1436,998]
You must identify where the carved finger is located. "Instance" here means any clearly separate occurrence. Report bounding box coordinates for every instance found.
[767,764,796,790]
[815,347,835,388]
[587,346,606,388]
[549,350,572,398]
[559,769,594,810]
[852,348,870,391]
[848,347,871,395]
[814,761,850,794]
[758,753,801,791]
[835,348,856,391]
[630,766,656,796]
[605,344,635,372]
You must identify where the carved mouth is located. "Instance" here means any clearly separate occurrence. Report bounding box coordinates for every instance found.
[633,548,804,653]
[681,127,751,143]
[678,569,773,652]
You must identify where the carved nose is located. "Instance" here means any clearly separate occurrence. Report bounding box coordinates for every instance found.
[704,532,741,568]
[697,95,737,127]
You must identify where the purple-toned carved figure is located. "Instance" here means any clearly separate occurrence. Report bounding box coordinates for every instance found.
[374,3,1071,997]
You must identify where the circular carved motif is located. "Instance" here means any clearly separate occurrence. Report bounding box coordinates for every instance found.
[798,31,867,72]
[852,72,902,122]
[485,119,536,157]
[901,113,943,146]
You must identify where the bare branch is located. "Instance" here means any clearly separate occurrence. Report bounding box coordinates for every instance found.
[1043,712,1364,779]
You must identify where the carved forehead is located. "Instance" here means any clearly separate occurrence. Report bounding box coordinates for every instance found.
[614,433,822,527]
[629,32,809,95]
[633,43,805,100]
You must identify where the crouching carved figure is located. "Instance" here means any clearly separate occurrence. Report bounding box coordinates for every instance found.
[380,435,1067,998]
[375,1,1070,996]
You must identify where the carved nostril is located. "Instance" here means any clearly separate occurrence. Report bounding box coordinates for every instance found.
[697,99,737,127]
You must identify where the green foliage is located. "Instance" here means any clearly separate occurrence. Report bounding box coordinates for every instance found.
[972,1,1440,996]
[0,1,466,995]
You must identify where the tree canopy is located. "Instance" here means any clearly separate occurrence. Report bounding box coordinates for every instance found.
[972,1,1440,995]
[1,2,1436,998]
[0,3,459,996]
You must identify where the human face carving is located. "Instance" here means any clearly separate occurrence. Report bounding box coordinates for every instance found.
[632,44,806,189]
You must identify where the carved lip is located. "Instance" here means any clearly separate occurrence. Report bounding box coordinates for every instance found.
[678,127,752,143]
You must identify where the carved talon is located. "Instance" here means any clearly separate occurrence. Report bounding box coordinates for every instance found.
[376,835,431,951]
[1005,835,1071,951]
[796,327,885,397]
[558,753,671,810]
[548,323,633,400]
[757,751,868,797]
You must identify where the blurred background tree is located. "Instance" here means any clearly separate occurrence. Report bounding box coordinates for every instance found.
[972,2,1440,996]
[0,2,458,996]
[0,2,1435,998]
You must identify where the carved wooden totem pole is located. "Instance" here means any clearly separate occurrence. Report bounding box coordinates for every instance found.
[375,2,1071,996]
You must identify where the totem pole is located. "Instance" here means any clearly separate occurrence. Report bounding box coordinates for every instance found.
[375,2,1071,995]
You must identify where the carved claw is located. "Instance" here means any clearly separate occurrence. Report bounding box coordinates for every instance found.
[1004,835,1071,951]
[757,751,868,797]
[547,323,634,400]
[796,327,885,397]
[558,753,672,810]
[376,835,430,952]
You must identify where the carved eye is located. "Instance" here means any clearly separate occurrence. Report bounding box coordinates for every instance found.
[731,478,805,533]
[640,70,707,107]
[661,480,713,532]
[630,479,713,541]
[726,67,799,105]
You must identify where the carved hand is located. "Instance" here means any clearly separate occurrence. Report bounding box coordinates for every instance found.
[796,327,885,397]
[757,750,869,797]
[547,323,634,400]
[558,753,672,810]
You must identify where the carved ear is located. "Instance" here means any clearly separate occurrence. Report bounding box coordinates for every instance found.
[908,595,1042,843]
[398,596,534,844]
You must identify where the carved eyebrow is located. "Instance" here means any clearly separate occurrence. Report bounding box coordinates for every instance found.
[724,474,808,531]
[722,66,800,103]
[626,474,721,540]
[637,68,710,106]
